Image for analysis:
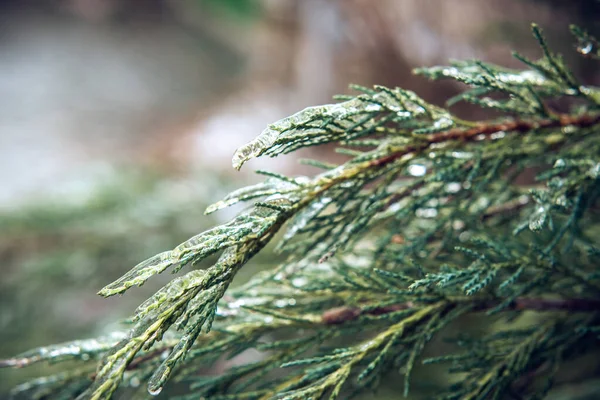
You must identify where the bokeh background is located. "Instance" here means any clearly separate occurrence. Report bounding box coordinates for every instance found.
[1,0,599,398]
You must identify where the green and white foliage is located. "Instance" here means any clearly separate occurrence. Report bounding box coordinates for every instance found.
[2,24,600,400]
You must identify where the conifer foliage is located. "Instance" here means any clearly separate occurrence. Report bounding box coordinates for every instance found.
[2,24,600,400]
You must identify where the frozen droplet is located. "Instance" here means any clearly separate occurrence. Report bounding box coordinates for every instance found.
[490,131,506,140]
[291,277,308,287]
[578,42,593,55]
[451,151,473,159]
[281,197,332,243]
[274,298,297,308]
[229,299,246,309]
[452,220,465,230]
[130,376,141,388]
[441,67,459,77]
[555,195,569,207]
[587,163,600,179]
[407,164,427,177]
[426,199,439,207]
[416,208,438,218]
[517,195,529,205]
[264,316,274,324]
[554,159,566,168]
[294,176,311,185]
[365,103,382,112]
[148,386,163,396]
[433,117,453,129]
[445,182,462,193]
[274,299,289,308]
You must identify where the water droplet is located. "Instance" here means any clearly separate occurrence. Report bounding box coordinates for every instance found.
[407,164,427,176]
[264,316,274,324]
[148,386,163,396]
[130,376,140,388]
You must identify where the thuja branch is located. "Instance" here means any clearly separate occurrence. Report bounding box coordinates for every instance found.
[321,297,600,325]
[3,23,600,400]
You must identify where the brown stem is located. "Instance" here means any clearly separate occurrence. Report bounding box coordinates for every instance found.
[368,112,600,169]
[482,196,531,221]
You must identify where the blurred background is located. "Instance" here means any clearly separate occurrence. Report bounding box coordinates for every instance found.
[0,0,598,397]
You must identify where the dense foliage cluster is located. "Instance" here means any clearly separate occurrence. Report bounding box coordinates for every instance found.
[2,24,600,400]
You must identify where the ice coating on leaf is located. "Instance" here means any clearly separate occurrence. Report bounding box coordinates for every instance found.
[98,251,175,297]
[205,177,299,215]
[11,372,86,398]
[418,64,549,87]
[0,332,126,368]
[148,326,202,395]
[99,207,283,297]
[148,386,163,396]
[90,259,238,399]
[230,86,437,170]
[135,269,209,321]
[277,197,332,250]
[528,206,548,232]
[414,115,455,134]
[232,98,366,170]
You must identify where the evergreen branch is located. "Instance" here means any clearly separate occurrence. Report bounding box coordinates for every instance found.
[3,23,600,400]
[319,297,600,325]
[0,333,128,369]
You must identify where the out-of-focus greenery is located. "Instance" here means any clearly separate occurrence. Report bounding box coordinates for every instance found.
[198,0,261,21]
[0,168,283,393]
